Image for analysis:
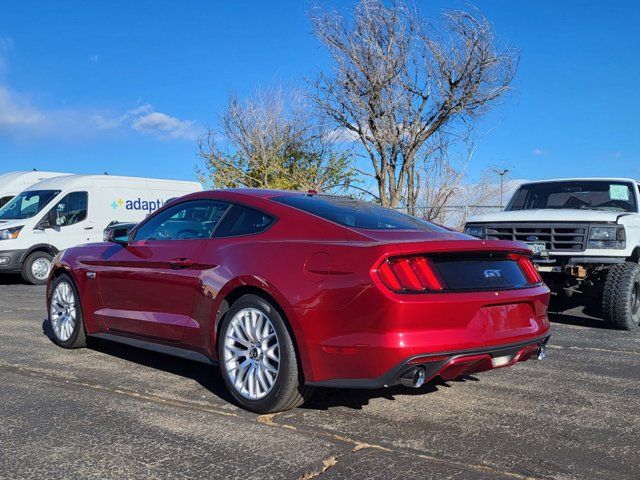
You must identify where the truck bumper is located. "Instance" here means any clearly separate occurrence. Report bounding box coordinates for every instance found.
[0,249,26,273]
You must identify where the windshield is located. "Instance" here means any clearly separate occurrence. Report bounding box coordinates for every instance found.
[273,194,447,231]
[0,190,61,220]
[506,181,637,213]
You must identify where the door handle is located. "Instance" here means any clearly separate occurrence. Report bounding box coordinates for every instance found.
[84,226,94,230]
[170,258,194,269]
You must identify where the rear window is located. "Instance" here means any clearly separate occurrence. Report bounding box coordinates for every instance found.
[214,205,274,237]
[273,195,446,231]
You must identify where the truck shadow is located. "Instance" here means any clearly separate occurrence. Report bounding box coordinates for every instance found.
[547,300,610,329]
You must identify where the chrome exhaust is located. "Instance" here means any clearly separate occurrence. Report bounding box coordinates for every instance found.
[399,367,426,388]
[537,343,547,360]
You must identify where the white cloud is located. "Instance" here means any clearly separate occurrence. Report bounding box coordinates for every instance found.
[0,86,46,128]
[0,42,200,142]
[131,110,200,140]
[325,126,360,143]
[532,148,545,156]
[93,104,201,141]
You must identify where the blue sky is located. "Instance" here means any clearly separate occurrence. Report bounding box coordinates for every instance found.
[0,1,638,184]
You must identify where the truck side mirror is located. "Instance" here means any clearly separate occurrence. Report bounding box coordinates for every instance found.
[104,226,131,245]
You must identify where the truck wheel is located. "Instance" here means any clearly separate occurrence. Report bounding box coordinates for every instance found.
[602,263,640,330]
[21,251,54,285]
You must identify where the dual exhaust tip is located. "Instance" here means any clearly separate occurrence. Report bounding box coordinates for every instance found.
[399,366,427,389]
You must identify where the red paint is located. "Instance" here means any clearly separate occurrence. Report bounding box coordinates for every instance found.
[47,189,550,386]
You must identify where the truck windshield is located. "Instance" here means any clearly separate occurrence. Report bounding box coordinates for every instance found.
[0,190,61,220]
[506,181,637,213]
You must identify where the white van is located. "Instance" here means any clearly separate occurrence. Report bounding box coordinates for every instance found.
[0,174,202,284]
[0,170,68,208]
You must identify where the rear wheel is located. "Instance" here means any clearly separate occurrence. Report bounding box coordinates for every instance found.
[48,273,87,348]
[218,294,313,413]
[22,251,53,285]
[602,263,640,330]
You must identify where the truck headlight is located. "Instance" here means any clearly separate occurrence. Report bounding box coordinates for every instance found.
[588,225,625,249]
[464,225,485,239]
[0,226,23,240]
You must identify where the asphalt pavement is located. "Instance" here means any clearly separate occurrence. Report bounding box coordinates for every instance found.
[1,277,638,479]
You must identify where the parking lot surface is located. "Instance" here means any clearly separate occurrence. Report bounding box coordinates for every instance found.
[1,278,638,479]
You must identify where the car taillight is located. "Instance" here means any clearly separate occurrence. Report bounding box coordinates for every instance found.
[377,257,444,292]
[509,253,542,284]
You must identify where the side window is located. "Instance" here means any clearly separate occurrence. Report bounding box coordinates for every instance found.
[133,200,230,241]
[51,192,88,227]
[214,205,274,237]
[0,196,12,208]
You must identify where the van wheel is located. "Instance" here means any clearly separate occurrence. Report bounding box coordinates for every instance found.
[602,263,640,330]
[21,251,54,285]
[48,273,87,348]
[218,294,314,413]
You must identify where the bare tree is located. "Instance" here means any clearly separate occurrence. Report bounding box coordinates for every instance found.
[198,87,354,191]
[310,0,518,212]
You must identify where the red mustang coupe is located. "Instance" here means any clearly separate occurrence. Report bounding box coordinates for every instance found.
[47,189,550,412]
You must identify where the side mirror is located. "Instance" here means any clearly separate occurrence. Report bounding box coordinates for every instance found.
[104,226,131,245]
[37,209,57,230]
[48,209,59,227]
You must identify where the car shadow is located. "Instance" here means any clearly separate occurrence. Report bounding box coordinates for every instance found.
[303,375,479,411]
[42,318,476,411]
[41,319,236,405]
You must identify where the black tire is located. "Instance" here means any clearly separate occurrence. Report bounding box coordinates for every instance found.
[48,273,88,348]
[217,294,314,413]
[21,251,54,285]
[602,263,640,330]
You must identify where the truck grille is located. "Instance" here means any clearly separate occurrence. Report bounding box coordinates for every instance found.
[482,223,588,252]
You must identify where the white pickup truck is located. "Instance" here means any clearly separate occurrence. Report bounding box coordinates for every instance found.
[464,178,640,330]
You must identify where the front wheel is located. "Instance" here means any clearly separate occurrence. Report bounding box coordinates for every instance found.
[48,273,88,348]
[602,263,640,330]
[22,251,53,285]
[218,294,313,413]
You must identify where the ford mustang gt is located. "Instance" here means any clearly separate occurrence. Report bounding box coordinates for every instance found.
[47,189,550,412]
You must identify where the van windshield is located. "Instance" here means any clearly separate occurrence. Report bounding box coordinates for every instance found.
[0,190,61,220]
[506,181,637,212]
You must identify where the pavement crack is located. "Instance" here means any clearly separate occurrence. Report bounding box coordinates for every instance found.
[332,434,391,452]
[297,456,338,480]
[257,412,297,430]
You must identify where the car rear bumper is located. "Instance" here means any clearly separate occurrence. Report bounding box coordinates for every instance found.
[294,284,550,385]
[305,334,550,388]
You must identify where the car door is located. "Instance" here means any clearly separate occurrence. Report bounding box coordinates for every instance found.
[43,191,99,248]
[95,199,231,342]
